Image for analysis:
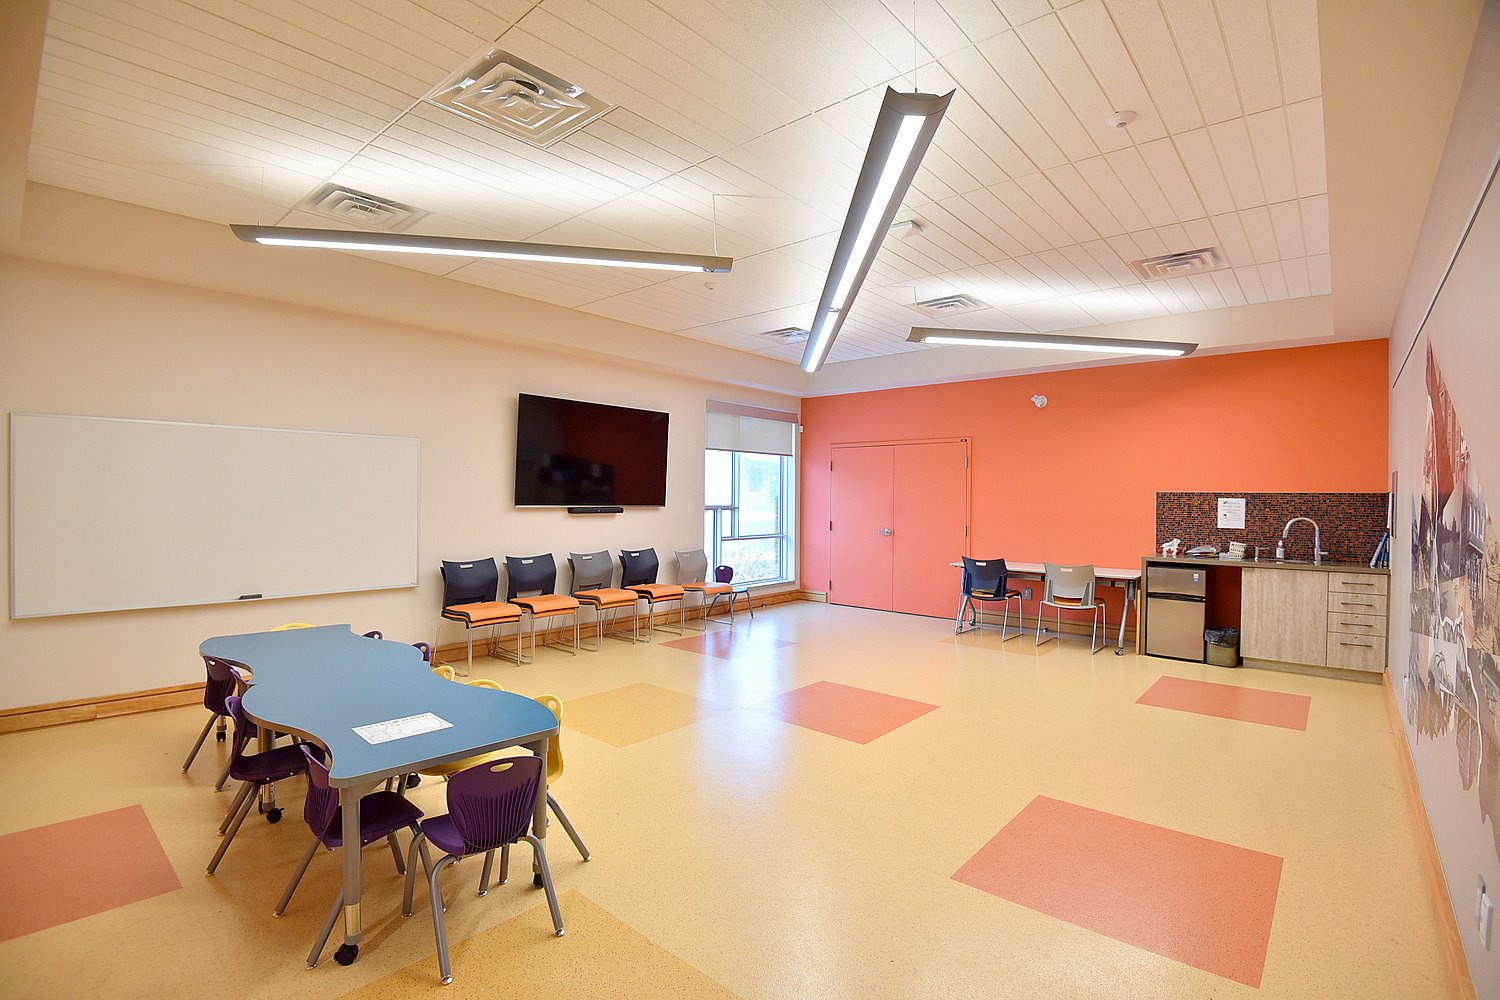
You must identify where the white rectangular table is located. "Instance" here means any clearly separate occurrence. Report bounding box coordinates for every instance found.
[951,560,1141,655]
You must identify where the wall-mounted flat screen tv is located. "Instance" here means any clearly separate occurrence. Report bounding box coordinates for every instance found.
[514,393,670,507]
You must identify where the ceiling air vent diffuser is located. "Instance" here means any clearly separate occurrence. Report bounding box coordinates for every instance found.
[295,184,427,232]
[759,326,810,344]
[1128,246,1228,281]
[428,49,614,148]
[913,293,987,317]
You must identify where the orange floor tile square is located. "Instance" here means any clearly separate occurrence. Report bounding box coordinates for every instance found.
[0,804,180,942]
[1137,675,1312,731]
[661,631,795,659]
[953,796,1283,987]
[759,681,938,744]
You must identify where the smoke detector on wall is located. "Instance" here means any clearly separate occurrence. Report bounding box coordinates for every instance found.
[428,49,615,148]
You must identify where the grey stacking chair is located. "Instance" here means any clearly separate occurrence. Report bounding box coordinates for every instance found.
[568,551,639,648]
[674,548,732,631]
[1036,562,1107,653]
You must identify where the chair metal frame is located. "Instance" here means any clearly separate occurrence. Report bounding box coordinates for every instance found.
[956,557,1023,641]
[619,548,685,641]
[673,548,733,632]
[568,551,640,649]
[1035,562,1107,654]
[438,558,523,674]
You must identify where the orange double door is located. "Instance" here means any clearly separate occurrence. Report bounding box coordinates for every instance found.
[827,439,970,618]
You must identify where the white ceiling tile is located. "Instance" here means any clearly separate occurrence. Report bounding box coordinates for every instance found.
[1015,172,1099,243]
[991,180,1078,247]
[1209,212,1254,267]
[978,31,1100,162]
[1043,163,1126,236]
[1016,14,1133,153]
[1171,128,1236,217]
[1187,272,1226,309]
[1282,256,1310,297]
[1104,0,1203,133]
[931,193,1028,257]
[1269,0,1322,104]
[1127,227,1168,257]
[936,0,1012,42]
[1103,146,1177,229]
[1306,252,1331,294]
[1285,97,1328,197]
[1210,268,1247,307]
[1164,275,1205,310]
[1182,217,1216,248]
[1216,0,1283,115]
[1079,238,1140,285]
[1246,107,1298,204]
[965,186,1052,253]
[1158,0,1242,124]
[1033,248,1094,293]
[1206,118,1266,209]
[1299,194,1330,255]
[1238,206,1279,264]
[1135,138,1206,223]
[941,43,1068,170]
[675,0,870,100]
[1058,242,1117,288]
[1267,199,1306,259]
[1233,264,1268,303]
[1257,260,1289,299]
[1074,155,1150,232]
[736,0,912,88]
[1058,0,1166,142]
[992,0,1055,26]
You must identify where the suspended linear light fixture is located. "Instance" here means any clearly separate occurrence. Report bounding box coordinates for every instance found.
[800,88,952,373]
[906,327,1198,357]
[229,225,733,273]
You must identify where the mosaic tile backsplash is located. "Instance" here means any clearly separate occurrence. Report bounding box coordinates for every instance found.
[1155,492,1390,564]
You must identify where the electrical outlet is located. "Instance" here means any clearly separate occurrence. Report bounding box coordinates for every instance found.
[1479,877,1493,948]
[1023,587,1033,600]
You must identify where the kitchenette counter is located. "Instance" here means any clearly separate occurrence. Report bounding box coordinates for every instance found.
[1144,555,1389,575]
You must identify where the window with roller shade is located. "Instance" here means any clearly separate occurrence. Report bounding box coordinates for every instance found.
[704,404,797,587]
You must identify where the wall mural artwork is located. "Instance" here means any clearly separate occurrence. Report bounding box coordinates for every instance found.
[1406,345,1500,862]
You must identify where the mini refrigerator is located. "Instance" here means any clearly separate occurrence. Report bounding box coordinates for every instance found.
[1145,565,1207,662]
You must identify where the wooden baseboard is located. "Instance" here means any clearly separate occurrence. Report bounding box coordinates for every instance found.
[0,682,205,735]
[1383,671,1477,1000]
[1241,657,1384,684]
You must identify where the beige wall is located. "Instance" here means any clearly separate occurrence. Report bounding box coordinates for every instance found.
[0,254,798,710]
[1387,1,1500,991]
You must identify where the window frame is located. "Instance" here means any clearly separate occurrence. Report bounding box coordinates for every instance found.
[704,447,796,587]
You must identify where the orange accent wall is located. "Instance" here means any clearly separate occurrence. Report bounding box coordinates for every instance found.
[800,340,1390,613]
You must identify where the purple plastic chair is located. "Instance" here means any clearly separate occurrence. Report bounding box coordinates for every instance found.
[402,755,563,984]
[182,656,249,787]
[362,629,383,639]
[276,744,427,968]
[205,695,308,875]
[412,641,434,662]
[708,565,753,625]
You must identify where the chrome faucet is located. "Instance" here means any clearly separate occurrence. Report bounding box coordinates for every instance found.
[1281,517,1329,565]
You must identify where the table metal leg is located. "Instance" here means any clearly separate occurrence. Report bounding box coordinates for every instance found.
[335,782,373,966]
[529,736,550,885]
[1114,580,1136,655]
[256,724,278,815]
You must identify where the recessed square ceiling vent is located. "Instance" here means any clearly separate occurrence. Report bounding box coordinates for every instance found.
[428,49,614,148]
[913,293,987,317]
[759,326,809,344]
[1128,246,1228,281]
[295,184,427,232]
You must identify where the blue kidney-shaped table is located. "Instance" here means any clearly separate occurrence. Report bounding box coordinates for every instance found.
[199,625,558,966]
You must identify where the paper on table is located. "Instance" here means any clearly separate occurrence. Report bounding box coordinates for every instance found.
[353,712,452,745]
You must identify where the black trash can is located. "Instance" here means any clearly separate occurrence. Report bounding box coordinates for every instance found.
[1205,628,1241,667]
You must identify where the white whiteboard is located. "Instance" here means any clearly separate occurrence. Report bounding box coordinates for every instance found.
[9,413,420,618]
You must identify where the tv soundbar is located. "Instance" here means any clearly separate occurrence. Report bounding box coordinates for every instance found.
[568,505,623,515]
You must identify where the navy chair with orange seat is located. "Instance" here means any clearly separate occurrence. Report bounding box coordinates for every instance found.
[619,548,685,642]
[439,558,523,675]
[505,554,580,661]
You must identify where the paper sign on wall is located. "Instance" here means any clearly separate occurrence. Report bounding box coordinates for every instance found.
[1217,497,1247,529]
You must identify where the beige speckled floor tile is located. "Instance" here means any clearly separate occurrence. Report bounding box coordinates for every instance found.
[338,890,739,999]
[563,682,728,748]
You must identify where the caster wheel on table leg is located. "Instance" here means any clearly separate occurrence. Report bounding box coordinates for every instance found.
[1114,648,1124,656]
[406,773,421,789]
[266,808,283,824]
[333,944,358,966]
[533,874,544,888]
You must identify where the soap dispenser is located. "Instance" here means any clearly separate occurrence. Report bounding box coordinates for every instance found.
[1274,539,1285,561]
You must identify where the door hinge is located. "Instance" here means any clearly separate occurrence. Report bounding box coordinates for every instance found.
[828,579,832,590]
[964,524,968,537]
[829,460,833,471]
[965,455,969,468]
[829,520,833,531]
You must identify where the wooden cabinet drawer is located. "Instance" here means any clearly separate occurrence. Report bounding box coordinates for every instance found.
[1326,633,1386,672]
[1327,593,1388,616]
[1329,611,1387,637]
[1328,572,1388,596]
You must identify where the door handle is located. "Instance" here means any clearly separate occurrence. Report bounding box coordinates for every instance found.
[879,528,893,536]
